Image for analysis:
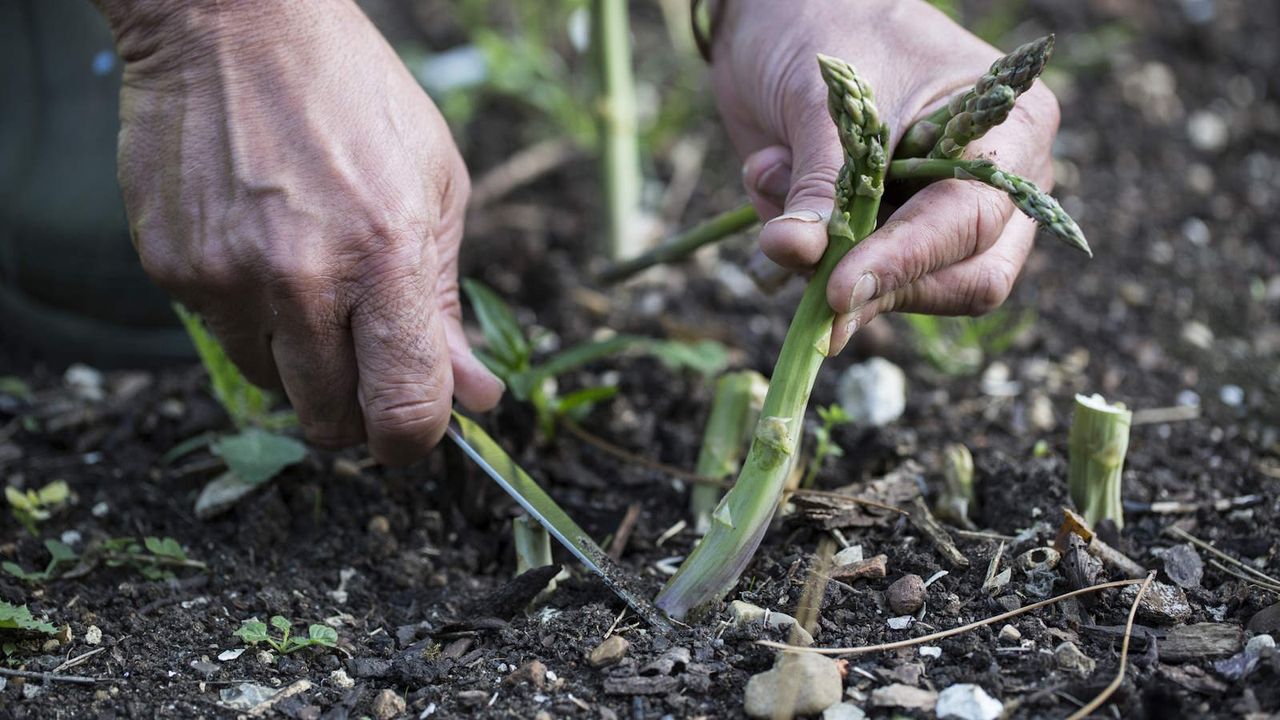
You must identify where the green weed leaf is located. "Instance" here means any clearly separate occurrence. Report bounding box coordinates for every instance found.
[307,624,338,647]
[0,601,56,635]
[212,429,307,485]
[234,619,270,645]
[462,279,531,376]
[174,304,276,428]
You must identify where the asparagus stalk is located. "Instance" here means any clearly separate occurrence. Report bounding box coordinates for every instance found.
[591,0,644,260]
[691,370,769,534]
[514,515,554,576]
[899,34,1055,158]
[1068,394,1132,530]
[930,83,1015,159]
[935,442,977,530]
[598,204,760,285]
[654,55,888,620]
[889,158,1091,256]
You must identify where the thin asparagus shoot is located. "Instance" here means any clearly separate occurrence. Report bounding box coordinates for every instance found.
[899,34,1055,158]
[514,515,554,576]
[592,0,644,260]
[1069,393,1132,530]
[654,54,888,620]
[889,157,1091,256]
[935,442,977,530]
[690,370,769,534]
[598,204,760,284]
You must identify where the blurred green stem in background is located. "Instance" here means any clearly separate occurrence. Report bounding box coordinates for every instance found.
[592,0,644,260]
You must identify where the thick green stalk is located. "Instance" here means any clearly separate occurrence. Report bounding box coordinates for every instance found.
[691,370,769,534]
[1069,393,1132,530]
[655,55,887,620]
[598,204,760,284]
[930,83,1015,159]
[592,0,643,260]
[889,158,1091,256]
[898,34,1055,158]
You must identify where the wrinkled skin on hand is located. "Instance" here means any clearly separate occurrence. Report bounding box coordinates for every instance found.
[104,0,502,464]
[712,0,1061,353]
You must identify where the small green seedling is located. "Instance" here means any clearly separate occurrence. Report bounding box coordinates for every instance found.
[1,600,57,659]
[234,616,339,654]
[101,536,207,581]
[804,404,852,488]
[172,305,307,516]
[5,480,71,536]
[463,279,727,437]
[2,539,77,583]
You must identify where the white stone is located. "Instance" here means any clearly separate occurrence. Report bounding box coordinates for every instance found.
[1187,110,1229,152]
[833,546,864,566]
[1220,385,1244,407]
[936,684,1003,720]
[822,702,867,720]
[837,358,906,427]
[63,364,105,402]
[919,646,942,659]
[887,616,914,630]
[84,625,102,646]
[1181,217,1211,246]
[728,601,814,646]
[329,669,355,689]
[744,653,843,719]
[218,648,245,662]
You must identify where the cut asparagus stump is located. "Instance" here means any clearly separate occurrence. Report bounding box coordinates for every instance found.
[1068,394,1133,530]
[690,370,769,534]
[654,55,889,620]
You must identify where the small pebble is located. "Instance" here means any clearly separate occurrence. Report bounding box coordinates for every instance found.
[1181,217,1211,246]
[1220,384,1244,407]
[370,688,406,720]
[1187,110,1229,152]
[84,625,102,646]
[1054,641,1096,676]
[588,635,630,668]
[886,574,927,615]
[936,684,1003,720]
[998,625,1021,643]
[837,358,907,427]
[919,646,942,659]
[329,669,355,689]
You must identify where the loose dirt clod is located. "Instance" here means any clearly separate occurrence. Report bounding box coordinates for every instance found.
[871,683,939,712]
[887,574,927,615]
[1054,641,1096,676]
[503,660,548,690]
[1120,580,1192,625]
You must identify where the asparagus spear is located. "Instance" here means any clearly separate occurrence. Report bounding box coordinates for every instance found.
[690,370,769,534]
[654,55,888,620]
[899,34,1055,158]
[889,157,1091,257]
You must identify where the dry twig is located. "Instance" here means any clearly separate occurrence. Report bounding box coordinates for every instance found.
[1064,572,1156,720]
[757,577,1147,656]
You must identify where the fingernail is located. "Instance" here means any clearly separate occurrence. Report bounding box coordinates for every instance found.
[753,164,791,200]
[847,272,878,312]
[764,208,827,226]
[831,312,861,356]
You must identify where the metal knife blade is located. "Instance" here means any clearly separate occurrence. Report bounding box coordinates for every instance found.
[446,414,671,631]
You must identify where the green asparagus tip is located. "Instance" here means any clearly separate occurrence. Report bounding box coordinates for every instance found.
[988,168,1092,257]
[935,83,1016,158]
[979,34,1056,97]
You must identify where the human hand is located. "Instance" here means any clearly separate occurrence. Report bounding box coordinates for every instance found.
[100,0,503,463]
[709,0,1060,353]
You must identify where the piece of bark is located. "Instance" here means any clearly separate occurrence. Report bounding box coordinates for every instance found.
[908,497,970,569]
[1161,623,1243,662]
[1055,507,1146,578]
[830,554,888,581]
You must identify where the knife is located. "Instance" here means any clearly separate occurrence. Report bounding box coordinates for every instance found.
[446,413,672,631]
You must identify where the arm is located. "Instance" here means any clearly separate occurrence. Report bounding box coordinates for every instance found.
[94,0,503,463]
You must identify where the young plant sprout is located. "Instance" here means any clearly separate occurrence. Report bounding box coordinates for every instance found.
[5,480,70,536]
[234,616,339,655]
[1068,393,1132,529]
[803,404,852,489]
[463,279,727,437]
[654,55,890,620]
[691,370,768,533]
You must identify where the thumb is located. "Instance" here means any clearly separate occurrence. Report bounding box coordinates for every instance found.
[755,105,843,270]
[441,300,505,412]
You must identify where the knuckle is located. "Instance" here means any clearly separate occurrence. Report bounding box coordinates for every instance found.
[971,188,1011,253]
[966,261,1017,315]
[363,385,449,442]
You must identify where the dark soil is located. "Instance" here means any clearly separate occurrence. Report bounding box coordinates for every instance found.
[2,1,1279,718]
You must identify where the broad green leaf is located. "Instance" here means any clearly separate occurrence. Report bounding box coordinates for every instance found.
[0,601,56,635]
[144,537,187,561]
[212,429,307,485]
[35,481,69,506]
[4,486,31,512]
[270,615,292,632]
[643,339,730,377]
[2,562,43,582]
[307,624,338,647]
[44,539,76,563]
[234,620,269,645]
[462,279,531,374]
